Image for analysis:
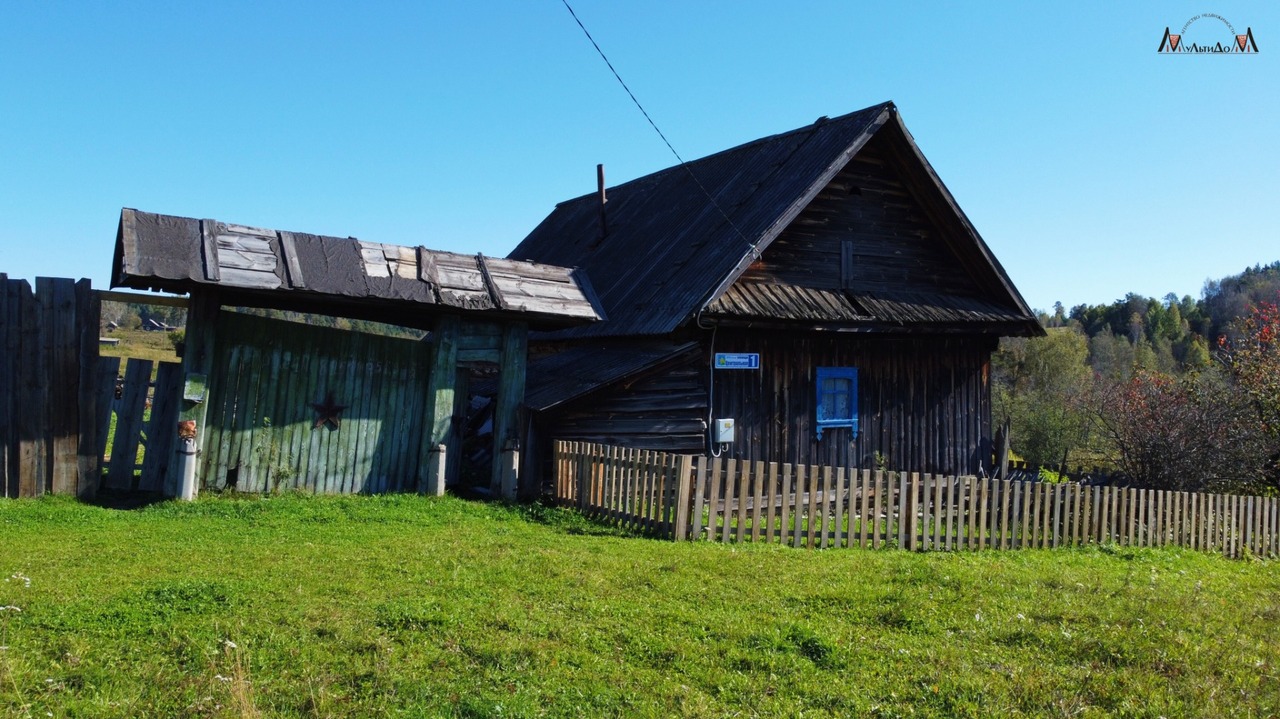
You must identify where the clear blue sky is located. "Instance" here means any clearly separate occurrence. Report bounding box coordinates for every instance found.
[2,1,1276,313]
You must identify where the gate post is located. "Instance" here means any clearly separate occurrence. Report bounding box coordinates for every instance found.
[419,314,458,495]
[167,289,220,498]
[491,322,527,500]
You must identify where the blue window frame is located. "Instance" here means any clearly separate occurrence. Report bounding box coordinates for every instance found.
[815,367,858,440]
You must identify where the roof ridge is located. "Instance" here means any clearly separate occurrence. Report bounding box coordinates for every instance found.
[554,101,894,208]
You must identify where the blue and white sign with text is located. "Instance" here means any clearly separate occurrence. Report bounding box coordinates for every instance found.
[714,353,760,370]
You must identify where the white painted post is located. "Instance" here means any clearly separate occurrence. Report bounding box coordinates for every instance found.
[424,444,447,497]
[499,439,519,501]
[176,421,199,501]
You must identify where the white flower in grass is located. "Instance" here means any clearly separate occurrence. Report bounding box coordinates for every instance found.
[222,639,237,649]
[214,674,231,682]
[974,612,983,622]
[1016,613,1026,621]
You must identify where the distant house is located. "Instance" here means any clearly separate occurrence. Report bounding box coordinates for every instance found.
[508,102,1042,481]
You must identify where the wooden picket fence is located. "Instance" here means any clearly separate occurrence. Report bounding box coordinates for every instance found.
[553,441,1279,558]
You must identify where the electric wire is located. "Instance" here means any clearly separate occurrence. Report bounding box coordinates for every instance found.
[558,0,756,252]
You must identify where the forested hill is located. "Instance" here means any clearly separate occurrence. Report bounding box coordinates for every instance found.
[1034,260,1280,378]
[994,260,1280,491]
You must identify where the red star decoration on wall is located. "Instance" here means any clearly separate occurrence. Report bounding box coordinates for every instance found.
[311,391,348,430]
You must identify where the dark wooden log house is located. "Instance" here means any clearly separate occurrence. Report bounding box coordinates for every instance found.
[508,102,1043,482]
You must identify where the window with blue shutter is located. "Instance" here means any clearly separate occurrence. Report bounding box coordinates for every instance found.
[815,367,858,440]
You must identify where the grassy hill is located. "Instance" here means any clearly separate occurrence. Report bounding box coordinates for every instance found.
[1,494,1277,717]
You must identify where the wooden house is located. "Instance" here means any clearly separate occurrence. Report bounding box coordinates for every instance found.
[112,209,601,499]
[508,102,1042,482]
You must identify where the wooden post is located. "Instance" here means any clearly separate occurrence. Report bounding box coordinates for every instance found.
[673,454,694,541]
[419,314,458,495]
[491,322,527,500]
[167,289,220,497]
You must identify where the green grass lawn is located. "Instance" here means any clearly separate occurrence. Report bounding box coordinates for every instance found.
[1,494,1278,718]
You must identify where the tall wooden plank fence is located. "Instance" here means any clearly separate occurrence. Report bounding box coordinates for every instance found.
[0,275,99,499]
[553,441,1279,559]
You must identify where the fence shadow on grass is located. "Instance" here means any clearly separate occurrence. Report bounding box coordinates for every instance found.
[513,500,655,539]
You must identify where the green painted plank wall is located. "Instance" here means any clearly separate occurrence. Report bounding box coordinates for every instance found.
[200,312,430,494]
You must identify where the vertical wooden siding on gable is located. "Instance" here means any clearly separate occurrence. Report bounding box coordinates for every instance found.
[737,133,983,299]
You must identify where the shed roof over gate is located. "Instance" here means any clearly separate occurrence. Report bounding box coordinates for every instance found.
[113,208,603,330]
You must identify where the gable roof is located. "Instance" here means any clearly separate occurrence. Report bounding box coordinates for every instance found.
[113,208,603,330]
[509,102,1040,338]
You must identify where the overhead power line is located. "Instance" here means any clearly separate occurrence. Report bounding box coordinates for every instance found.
[558,0,754,249]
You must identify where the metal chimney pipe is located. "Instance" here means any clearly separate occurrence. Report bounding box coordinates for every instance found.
[597,163,607,240]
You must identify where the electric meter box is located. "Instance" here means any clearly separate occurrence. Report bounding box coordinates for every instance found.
[714,418,736,443]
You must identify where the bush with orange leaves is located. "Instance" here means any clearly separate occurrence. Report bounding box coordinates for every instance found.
[1095,300,1280,493]
[1219,301,1280,443]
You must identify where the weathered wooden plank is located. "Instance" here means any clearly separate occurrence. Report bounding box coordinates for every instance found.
[706,456,723,541]
[216,234,274,255]
[274,231,306,289]
[750,460,764,542]
[819,465,833,549]
[138,362,182,492]
[74,279,99,500]
[901,470,911,547]
[216,249,277,273]
[690,456,708,539]
[978,476,990,550]
[208,337,245,490]
[719,458,736,543]
[792,464,807,548]
[436,263,488,291]
[16,279,47,497]
[93,356,121,476]
[765,461,780,543]
[39,278,78,496]
[673,454,694,540]
[872,470,884,549]
[106,359,153,489]
[217,266,282,290]
[858,469,871,549]
[475,255,509,311]
[807,465,821,549]
[200,220,222,282]
[0,277,13,497]
[263,329,296,492]
[841,467,854,548]
[936,474,947,551]
[968,476,979,550]
[417,246,439,287]
[231,320,270,491]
